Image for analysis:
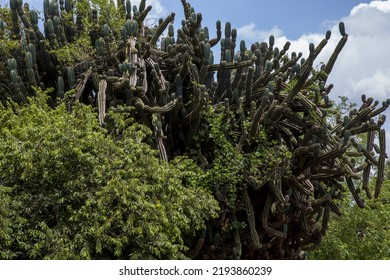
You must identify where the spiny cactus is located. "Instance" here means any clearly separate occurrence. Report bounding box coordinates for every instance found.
[0,0,388,260]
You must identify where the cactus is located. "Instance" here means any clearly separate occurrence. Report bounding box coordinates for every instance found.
[374,129,386,198]
[10,0,17,10]
[24,52,37,87]
[125,19,138,37]
[323,25,348,76]
[339,22,346,36]
[175,74,183,97]
[202,42,211,66]
[244,190,262,249]
[46,18,54,35]
[10,69,18,83]
[150,13,175,46]
[98,79,107,126]
[95,37,106,56]
[8,58,18,72]
[65,0,72,13]
[57,76,65,99]
[25,52,33,69]
[0,0,388,261]
[67,67,75,88]
[30,10,38,25]
[102,24,110,38]
[126,0,131,16]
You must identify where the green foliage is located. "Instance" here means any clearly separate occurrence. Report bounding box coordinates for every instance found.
[45,0,126,66]
[49,34,95,65]
[0,90,218,259]
[0,186,26,259]
[192,104,293,247]
[203,108,245,206]
[309,179,390,260]
[0,8,19,57]
[89,0,126,33]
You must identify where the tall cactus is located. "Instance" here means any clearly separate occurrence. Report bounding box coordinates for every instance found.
[0,0,388,261]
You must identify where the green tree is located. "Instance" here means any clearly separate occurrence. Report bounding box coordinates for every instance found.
[309,176,390,259]
[0,91,219,259]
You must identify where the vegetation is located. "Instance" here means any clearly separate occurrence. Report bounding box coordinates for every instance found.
[0,0,389,259]
[0,91,219,259]
[309,167,390,259]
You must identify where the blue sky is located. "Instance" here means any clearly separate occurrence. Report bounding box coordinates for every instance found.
[168,0,367,39]
[0,1,375,38]
[1,0,390,154]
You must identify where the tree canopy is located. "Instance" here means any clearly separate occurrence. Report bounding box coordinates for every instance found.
[309,178,390,260]
[0,91,218,259]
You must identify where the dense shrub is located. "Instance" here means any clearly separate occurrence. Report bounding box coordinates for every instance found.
[0,92,219,259]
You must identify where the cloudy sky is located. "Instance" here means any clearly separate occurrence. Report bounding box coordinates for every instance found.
[1,0,389,154]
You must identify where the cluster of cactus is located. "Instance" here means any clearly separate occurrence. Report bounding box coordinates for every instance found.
[0,0,389,259]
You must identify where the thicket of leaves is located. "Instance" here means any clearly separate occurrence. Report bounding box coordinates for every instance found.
[0,91,219,259]
[309,189,390,260]
[309,165,390,260]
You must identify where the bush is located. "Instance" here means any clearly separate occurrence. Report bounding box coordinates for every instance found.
[308,181,390,260]
[0,92,219,259]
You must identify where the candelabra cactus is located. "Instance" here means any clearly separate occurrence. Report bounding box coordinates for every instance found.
[0,0,388,260]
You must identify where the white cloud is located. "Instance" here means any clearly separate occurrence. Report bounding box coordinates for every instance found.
[236,1,390,155]
[276,33,326,60]
[324,1,390,105]
[236,1,390,102]
[131,0,167,19]
[351,69,390,101]
[350,1,390,16]
[236,23,283,42]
